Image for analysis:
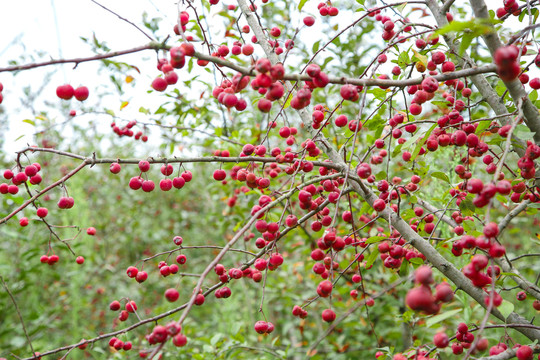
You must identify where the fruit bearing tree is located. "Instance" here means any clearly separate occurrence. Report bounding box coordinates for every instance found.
[1,0,540,359]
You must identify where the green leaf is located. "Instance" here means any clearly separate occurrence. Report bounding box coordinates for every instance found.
[409,257,424,265]
[210,333,222,346]
[459,33,474,55]
[396,3,407,13]
[366,247,380,268]
[459,194,475,216]
[412,123,438,160]
[475,120,491,134]
[366,236,386,244]
[155,106,167,114]
[498,300,514,319]
[375,170,387,181]
[283,92,293,109]
[514,124,535,140]
[431,171,450,183]
[500,272,519,277]
[436,19,499,37]
[397,50,410,67]
[312,40,321,53]
[430,100,449,109]
[298,0,309,11]
[22,119,35,126]
[530,90,538,102]
[426,309,461,328]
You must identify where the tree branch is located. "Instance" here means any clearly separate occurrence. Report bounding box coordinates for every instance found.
[425,0,530,156]
[468,0,540,144]
[0,43,167,72]
[238,0,540,343]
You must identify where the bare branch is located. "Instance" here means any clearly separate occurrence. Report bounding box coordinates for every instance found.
[89,0,154,41]
[0,43,166,73]
[1,276,36,357]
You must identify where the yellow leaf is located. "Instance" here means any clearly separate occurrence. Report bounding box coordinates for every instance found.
[412,49,428,67]
[120,101,129,110]
[125,75,134,83]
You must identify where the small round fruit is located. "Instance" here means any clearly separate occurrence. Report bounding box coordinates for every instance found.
[74,86,89,101]
[56,84,74,100]
[433,332,449,348]
[36,207,48,218]
[109,300,121,311]
[321,309,336,322]
[165,288,180,302]
[254,321,269,334]
[152,77,168,91]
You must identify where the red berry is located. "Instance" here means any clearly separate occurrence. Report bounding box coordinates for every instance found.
[373,199,386,212]
[74,86,89,101]
[36,207,48,218]
[110,163,121,174]
[516,345,533,360]
[151,77,168,91]
[303,16,315,26]
[433,332,449,348]
[321,309,336,322]
[165,288,180,302]
[56,84,74,100]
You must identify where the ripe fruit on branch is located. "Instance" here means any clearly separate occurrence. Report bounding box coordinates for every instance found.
[405,285,439,314]
[340,84,359,101]
[56,84,74,100]
[321,309,336,322]
[164,288,180,302]
[494,45,521,81]
[74,86,89,101]
[433,332,449,348]
[414,265,433,285]
[151,77,168,92]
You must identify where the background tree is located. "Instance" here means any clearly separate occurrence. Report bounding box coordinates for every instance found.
[1,0,540,359]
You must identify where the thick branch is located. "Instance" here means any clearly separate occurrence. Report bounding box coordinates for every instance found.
[239,0,540,343]
[425,0,529,157]
[468,0,540,144]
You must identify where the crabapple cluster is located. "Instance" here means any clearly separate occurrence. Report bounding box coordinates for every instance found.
[405,266,454,314]
[145,323,187,348]
[124,161,193,192]
[494,45,523,82]
[56,84,89,101]
[254,320,275,334]
[109,299,138,323]
[107,337,133,352]
[1,162,42,196]
[317,2,339,17]
[110,120,148,142]
[496,0,522,17]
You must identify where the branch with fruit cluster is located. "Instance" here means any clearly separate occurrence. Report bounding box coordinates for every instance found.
[2,0,540,359]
